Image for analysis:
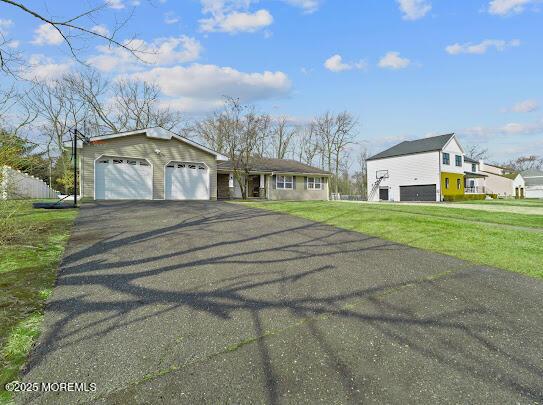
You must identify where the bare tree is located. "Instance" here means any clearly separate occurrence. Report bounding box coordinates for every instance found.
[270,116,296,159]
[220,97,270,199]
[352,147,369,197]
[193,113,228,154]
[0,0,142,75]
[313,111,357,194]
[294,123,320,166]
[503,155,543,172]
[465,144,489,161]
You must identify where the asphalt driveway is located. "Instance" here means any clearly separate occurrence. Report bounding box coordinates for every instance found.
[19,201,543,404]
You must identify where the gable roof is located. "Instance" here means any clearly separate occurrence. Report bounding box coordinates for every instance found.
[217,157,331,175]
[367,133,455,161]
[67,127,227,160]
[521,168,543,178]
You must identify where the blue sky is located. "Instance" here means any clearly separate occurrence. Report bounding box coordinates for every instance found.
[1,0,542,162]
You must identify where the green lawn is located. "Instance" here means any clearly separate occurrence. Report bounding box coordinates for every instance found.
[0,201,77,404]
[240,201,543,279]
[451,198,543,208]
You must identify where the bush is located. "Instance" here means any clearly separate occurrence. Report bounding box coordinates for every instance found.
[443,194,486,202]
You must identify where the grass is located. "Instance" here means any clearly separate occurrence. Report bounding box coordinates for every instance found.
[0,200,77,404]
[239,201,543,279]
[451,198,543,207]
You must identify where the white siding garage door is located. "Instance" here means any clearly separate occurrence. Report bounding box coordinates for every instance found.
[165,162,210,200]
[95,157,152,200]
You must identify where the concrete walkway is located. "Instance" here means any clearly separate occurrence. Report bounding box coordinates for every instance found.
[19,201,543,404]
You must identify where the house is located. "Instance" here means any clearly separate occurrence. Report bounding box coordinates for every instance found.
[366,133,522,202]
[522,169,543,198]
[72,127,330,201]
[217,157,330,200]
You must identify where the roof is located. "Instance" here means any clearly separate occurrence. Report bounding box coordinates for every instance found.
[521,168,543,178]
[65,127,228,160]
[464,156,479,164]
[367,133,455,161]
[501,172,520,180]
[525,177,543,186]
[217,157,331,175]
[464,171,487,178]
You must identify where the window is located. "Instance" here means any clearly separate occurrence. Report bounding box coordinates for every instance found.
[457,178,461,190]
[198,165,206,170]
[167,164,175,168]
[188,164,196,169]
[98,159,109,164]
[455,155,462,167]
[442,153,450,165]
[113,159,123,164]
[472,163,477,173]
[127,160,137,165]
[140,161,150,166]
[307,177,322,190]
[445,177,449,189]
[276,175,293,189]
[177,164,185,168]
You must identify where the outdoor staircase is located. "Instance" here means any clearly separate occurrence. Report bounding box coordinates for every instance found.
[368,175,386,201]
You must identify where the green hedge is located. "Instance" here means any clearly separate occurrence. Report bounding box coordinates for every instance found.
[444,194,487,201]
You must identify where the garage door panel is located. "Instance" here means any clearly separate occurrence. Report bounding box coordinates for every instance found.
[400,184,436,202]
[165,162,209,200]
[95,158,152,200]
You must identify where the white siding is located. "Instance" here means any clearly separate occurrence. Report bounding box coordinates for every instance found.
[484,172,514,197]
[440,137,464,174]
[367,151,440,202]
[525,187,543,198]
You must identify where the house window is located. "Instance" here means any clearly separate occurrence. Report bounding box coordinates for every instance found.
[277,175,294,189]
[472,163,476,172]
[140,161,150,166]
[307,177,322,190]
[457,178,461,190]
[455,155,462,167]
[443,153,450,165]
[445,177,450,189]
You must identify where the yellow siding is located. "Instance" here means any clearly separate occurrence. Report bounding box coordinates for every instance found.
[80,134,217,200]
[441,172,464,197]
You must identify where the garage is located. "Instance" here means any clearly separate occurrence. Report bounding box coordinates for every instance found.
[165,162,210,200]
[95,157,152,200]
[400,184,436,202]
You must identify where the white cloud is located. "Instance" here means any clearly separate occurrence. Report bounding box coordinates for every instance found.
[22,54,72,81]
[397,0,432,20]
[31,23,63,45]
[488,0,538,15]
[324,54,367,72]
[107,0,125,9]
[378,51,410,69]
[0,19,13,35]
[164,12,180,24]
[282,0,321,13]
[508,99,539,113]
[463,119,543,137]
[446,39,520,55]
[88,35,202,72]
[200,9,273,33]
[127,64,291,112]
[91,25,111,37]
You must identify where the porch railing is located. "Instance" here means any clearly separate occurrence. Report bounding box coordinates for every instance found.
[465,186,485,194]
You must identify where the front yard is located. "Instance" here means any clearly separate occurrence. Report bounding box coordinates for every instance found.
[0,201,77,403]
[240,201,543,279]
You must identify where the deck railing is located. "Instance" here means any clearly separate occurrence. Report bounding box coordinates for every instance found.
[465,186,485,194]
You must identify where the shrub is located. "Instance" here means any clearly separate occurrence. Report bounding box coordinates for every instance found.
[443,194,486,202]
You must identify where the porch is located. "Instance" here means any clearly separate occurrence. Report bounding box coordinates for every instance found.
[217,172,268,200]
[464,171,488,195]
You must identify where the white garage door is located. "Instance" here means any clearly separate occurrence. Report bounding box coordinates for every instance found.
[165,162,210,200]
[95,157,152,200]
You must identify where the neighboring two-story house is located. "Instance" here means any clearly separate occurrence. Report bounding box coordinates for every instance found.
[366,133,525,202]
[522,169,543,198]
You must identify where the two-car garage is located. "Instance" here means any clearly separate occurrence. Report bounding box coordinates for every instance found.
[95,157,210,200]
[399,184,437,202]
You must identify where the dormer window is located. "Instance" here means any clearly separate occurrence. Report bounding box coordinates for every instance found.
[455,155,462,167]
[442,153,450,165]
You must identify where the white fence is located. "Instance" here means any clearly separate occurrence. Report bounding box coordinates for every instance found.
[330,194,366,201]
[1,166,59,200]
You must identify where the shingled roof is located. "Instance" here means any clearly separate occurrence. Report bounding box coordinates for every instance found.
[217,157,330,175]
[367,133,455,161]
